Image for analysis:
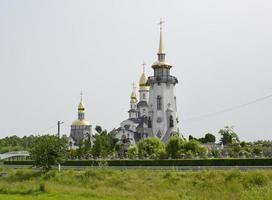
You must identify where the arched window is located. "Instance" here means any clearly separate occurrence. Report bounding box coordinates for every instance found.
[157,96,162,110]
[148,117,152,128]
[169,115,174,128]
[143,93,146,99]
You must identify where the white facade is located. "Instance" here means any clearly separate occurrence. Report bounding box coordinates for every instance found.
[148,83,179,141]
[147,26,180,143]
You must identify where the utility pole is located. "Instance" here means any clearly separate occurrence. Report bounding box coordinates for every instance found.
[57,121,61,138]
[57,121,63,172]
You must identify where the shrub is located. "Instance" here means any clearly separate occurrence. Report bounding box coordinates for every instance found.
[127,145,138,159]
[137,137,165,159]
[166,136,182,159]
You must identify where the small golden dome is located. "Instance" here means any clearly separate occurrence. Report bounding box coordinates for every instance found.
[130,83,138,103]
[139,72,149,91]
[130,91,137,103]
[139,63,149,91]
[78,95,85,113]
[72,119,90,126]
[139,71,147,85]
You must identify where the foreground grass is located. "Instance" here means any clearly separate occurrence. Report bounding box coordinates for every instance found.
[0,167,271,200]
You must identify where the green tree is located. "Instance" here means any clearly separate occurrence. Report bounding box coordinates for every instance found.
[30,135,68,171]
[204,133,216,143]
[181,140,208,158]
[92,126,118,158]
[137,137,165,159]
[166,136,182,158]
[252,146,263,156]
[219,126,240,145]
[127,145,138,159]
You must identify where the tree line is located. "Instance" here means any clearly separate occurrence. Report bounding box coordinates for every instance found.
[1,126,271,170]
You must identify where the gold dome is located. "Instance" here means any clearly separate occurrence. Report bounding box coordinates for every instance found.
[78,98,85,113]
[139,72,149,91]
[130,91,137,103]
[139,63,149,91]
[72,119,90,126]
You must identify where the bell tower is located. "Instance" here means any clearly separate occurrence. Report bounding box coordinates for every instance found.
[147,19,180,143]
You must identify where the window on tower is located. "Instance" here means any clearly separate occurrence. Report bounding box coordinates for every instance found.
[148,117,152,128]
[157,96,162,110]
[169,115,174,128]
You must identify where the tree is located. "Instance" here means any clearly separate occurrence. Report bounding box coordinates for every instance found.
[189,135,197,141]
[127,145,138,159]
[219,126,240,145]
[252,146,263,156]
[181,140,208,158]
[204,133,216,143]
[92,126,118,158]
[166,136,182,158]
[188,133,215,144]
[30,135,68,171]
[76,138,92,159]
[137,137,165,159]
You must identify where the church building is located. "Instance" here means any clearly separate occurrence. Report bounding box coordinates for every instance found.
[115,20,181,144]
[69,94,92,149]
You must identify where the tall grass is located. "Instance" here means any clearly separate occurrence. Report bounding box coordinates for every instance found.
[0,167,271,200]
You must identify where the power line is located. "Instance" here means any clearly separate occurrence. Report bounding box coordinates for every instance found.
[181,93,272,122]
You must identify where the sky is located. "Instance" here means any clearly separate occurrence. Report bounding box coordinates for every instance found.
[0,0,271,142]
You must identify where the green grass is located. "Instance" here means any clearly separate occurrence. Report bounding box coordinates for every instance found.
[0,167,271,200]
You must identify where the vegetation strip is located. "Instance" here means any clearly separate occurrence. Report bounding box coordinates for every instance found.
[4,158,272,166]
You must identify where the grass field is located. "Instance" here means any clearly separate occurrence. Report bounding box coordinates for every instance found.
[0,167,271,200]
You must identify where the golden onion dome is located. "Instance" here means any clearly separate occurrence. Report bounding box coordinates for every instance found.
[72,119,90,126]
[139,63,149,91]
[139,72,149,91]
[130,91,137,103]
[130,83,138,103]
[78,99,85,113]
[139,72,147,85]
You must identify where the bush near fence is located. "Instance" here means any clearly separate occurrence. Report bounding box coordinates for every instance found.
[3,158,272,166]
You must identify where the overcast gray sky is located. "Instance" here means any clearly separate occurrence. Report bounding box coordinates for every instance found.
[0,0,271,141]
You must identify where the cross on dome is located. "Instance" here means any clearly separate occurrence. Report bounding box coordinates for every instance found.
[80,91,83,101]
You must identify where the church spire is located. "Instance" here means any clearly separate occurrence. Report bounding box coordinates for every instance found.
[152,18,172,69]
[157,18,165,62]
[78,92,85,120]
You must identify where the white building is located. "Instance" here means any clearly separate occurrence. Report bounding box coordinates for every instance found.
[115,21,181,144]
[147,21,180,143]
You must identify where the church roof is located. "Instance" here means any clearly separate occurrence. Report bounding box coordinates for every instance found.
[71,119,90,126]
[128,108,137,113]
